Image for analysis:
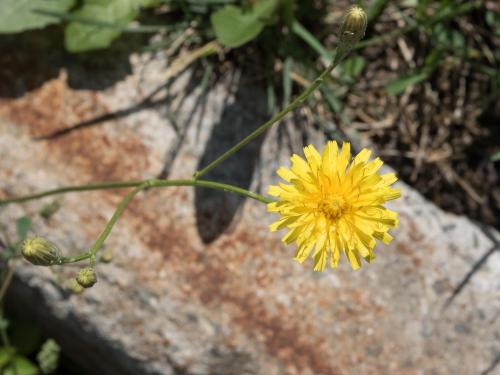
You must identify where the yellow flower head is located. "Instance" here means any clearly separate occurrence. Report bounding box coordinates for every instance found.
[268,141,401,271]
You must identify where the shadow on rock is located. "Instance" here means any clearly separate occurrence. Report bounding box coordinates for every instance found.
[0,26,146,98]
[195,79,268,244]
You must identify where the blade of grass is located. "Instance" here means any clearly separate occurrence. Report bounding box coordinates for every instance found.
[291,20,332,60]
[164,40,220,81]
[282,57,293,107]
[200,61,214,92]
[267,78,276,115]
[366,0,389,23]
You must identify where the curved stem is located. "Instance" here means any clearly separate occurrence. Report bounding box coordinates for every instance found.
[89,182,147,258]
[86,179,272,258]
[1,179,273,264]
[193,47,352,180]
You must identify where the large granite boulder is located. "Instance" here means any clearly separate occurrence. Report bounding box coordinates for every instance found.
[0,51,499,375]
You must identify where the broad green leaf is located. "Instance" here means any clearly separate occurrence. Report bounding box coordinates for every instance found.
[211,0,279,47]
[16,217,32,241]
[0,0,75,33]
[4,355,39,375]
[385,72,428,95]
[65,0,152,52]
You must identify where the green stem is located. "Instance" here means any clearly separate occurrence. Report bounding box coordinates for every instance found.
[0,181,141,206]
[0,261,13,356]
[193,47,352,180]
[85,179,272,257]
[0,261,15,303]
[1,179,272,264]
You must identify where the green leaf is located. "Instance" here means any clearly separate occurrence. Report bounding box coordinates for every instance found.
[4,355,39,375]
[367,0,389,23]
[39,201,61,220]
[485,11,500,37]
[0,347,16,367]
[291,20,331,60]
[339,55,366,81]
[385,72,428,95]
[0,0,75,33]
[65,0,151,52]
[16,217,32,241]
[211,0,279,47]
[0,318,9,331]
[1,247,16,261]
[491,151,500,162]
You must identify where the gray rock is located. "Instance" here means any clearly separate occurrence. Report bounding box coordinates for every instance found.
[0,53,499,375]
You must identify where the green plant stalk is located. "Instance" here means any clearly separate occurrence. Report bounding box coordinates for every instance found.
[0,261,14,354]
[0,262,15,303]
[1,179,273,264]
[193,46,352,180]
[0,181,142,205]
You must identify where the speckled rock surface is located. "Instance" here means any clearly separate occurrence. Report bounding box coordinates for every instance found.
[0,50,499,375]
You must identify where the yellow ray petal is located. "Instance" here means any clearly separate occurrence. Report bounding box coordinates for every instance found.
[277,167,295,182]
[321,140,338,176]
[346,249,361,270]
[313,247,329,272]
[353,148,371,165]
[338,142,351,173]
[294,241,315,263]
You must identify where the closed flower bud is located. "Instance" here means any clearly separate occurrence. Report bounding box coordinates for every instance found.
[339,6,367,46]
[100,250,113,263]
[37,339,61,374]
[66,279,84,294]
[22,237,60,266]
[76,267,97,288]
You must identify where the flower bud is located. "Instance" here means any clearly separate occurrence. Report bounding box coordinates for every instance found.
[339,6,367,46]
[37,339,61,374]
[76,267,97,288]
[100,250,113,263]
[66,279,84,294]
[21,237,60,266]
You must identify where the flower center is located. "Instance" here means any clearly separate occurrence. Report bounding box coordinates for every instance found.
[318,196,350,221]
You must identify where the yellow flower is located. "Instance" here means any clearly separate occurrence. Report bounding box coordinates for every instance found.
[268,141,401,271]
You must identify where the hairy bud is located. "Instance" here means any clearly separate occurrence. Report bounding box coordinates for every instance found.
[66,279,84,294]
[100,250,113,263]
[76,267,97,288]
[37,339,61,374]
[339,6,367,46]
[22,237,60,266]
